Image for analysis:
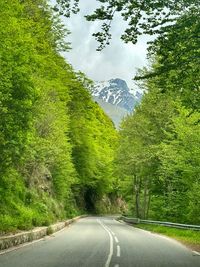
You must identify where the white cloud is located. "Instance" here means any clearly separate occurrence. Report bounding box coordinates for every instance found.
[61,0,151,89]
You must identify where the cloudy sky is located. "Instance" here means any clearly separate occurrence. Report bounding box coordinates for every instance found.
[61,0,151,89]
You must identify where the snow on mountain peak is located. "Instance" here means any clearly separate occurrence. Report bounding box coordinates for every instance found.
[91,78,142,112]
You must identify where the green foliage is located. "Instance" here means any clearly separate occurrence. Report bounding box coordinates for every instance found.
[117,88,200,223]
[68,73,118,212]
[54,1,200,51]
[116,8,200,223]
[0,0,118,233]
[2,0,198,235]
[188,183,200,225]
[135,8,200,109]
[0,216,18,234]
[136,224,200,246]
[53,0,80,17]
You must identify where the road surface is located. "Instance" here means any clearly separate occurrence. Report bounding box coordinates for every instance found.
[0,216,200,267]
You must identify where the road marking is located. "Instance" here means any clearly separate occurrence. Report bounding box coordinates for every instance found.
[97,219,114,267]
[104,225,114,236]
[193,251,200,256]
[114,265,119,267]
[117,245,121,257]
[114,236,119,243]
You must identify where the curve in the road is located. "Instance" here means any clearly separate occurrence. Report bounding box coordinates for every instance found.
[0,216,199,267]
[97,219,114,267]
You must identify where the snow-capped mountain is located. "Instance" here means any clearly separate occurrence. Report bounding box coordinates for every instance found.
[91,78,142,112]
[90,78,143,127]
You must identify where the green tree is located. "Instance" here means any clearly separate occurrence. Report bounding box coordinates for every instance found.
[115,8,199,222]
[157,106,200,222]
[116,87,176,219]
[68,73,118,213]
[54,0,199,50]
[0,0,119,233]
[135,8,200,109]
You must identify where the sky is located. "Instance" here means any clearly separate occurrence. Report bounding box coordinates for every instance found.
[61,0,151,90]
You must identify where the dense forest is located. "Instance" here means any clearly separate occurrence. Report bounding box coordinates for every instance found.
[0,0,118,233]
[115,6,200,223]
[0,0,199,234]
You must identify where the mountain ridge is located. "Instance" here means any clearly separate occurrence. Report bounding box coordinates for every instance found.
[90,78,143,127]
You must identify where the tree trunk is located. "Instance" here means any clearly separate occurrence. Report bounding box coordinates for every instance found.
[146,191,151,219]
[143,180,148,219]
[134,174,140,218]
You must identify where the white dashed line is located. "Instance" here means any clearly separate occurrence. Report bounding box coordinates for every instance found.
[97,219,114,267]
[117,245,121,257]
[114,236,119,243]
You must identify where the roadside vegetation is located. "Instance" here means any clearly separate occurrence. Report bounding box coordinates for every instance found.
[0,0,119,234]
[135,224,200,249]
[0,0,199,234]
[115,6,200,224]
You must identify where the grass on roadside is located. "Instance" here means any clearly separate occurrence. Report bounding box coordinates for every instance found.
[135,224,200,245]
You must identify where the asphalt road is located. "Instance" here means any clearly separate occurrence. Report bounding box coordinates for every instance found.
[0,216,200,267]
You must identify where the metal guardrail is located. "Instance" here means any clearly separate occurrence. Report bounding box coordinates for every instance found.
[121,216,200,231]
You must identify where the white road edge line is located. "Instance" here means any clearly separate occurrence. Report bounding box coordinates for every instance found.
[114,236,119,243]
[117,245,121,257]
[193,251,200,256]
[97,219,114,267]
